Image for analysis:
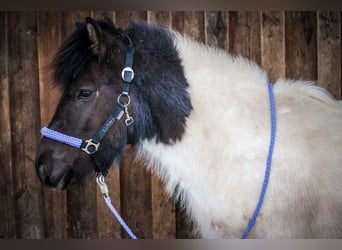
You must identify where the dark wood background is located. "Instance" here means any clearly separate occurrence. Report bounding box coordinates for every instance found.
[0,11,341,239]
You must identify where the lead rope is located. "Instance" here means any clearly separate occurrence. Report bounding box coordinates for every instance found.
[96,174,138,239]
[240,83,276,239]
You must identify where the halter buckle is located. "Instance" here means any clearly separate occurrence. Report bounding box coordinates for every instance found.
[121,67,134,82]
[81,139,100,155]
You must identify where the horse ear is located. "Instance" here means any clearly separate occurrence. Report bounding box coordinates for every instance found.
[85,17,102,58]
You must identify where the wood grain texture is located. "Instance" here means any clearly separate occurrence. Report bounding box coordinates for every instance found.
[229,11,261,65]
[285,12,317,81]
[115,11,147,29]
[205,11,228,50]
[0,12,15,239]
[317,11,341,99]
[37,11,68,239]
[8,11,45,238]
[120,147,153,238]
[261,11,285,83]
[148,11,171,27]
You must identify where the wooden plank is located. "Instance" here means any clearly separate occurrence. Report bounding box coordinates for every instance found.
[120,147,153,238]
[115,11,148,29]
[38,12,62,126]
[285,12,317,81]
[8,11,45,238]
[184,11,205,43]
[146,11,177,239]
[172,11,185,34]
[91,11,115,21]
[0,12,16,239]
[172,11,205,43]
[96,165,122,239]
[228,11,262,65]
[147,11,171,27]
[317,11,341,99]
[37,11,68,239]
[114,11,154,239]
[150,177,176,239]
[60,11,92,38]
[59,11,100,239]
[205,11,229,50]
[90,10,123,239]
[171,11,202,239]
[261,11,286,83]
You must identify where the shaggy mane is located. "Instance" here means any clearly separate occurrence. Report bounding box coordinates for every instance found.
[52,19,120,89]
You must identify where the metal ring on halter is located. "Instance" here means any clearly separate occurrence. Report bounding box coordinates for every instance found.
[117,93,131,107]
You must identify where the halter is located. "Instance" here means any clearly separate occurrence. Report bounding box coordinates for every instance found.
[41,35,135,176]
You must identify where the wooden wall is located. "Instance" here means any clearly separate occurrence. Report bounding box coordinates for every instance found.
[0,11,341,239]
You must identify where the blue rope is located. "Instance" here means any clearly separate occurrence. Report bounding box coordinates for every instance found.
[104,196,138,239]
[241,83,276,239]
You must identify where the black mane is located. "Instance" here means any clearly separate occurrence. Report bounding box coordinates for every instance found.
[124,21,193,143]
[53,20,121,89]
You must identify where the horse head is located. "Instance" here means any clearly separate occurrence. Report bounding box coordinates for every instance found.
[35,17,191,189]
[36,17,137,189]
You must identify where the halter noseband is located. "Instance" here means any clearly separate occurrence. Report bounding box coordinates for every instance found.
[41,36,135,176]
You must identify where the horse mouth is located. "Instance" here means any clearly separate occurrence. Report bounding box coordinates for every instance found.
[55,171,73,189]
[38,167,74,190]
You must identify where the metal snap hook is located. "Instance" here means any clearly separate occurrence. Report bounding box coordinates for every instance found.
[96,173,109,198]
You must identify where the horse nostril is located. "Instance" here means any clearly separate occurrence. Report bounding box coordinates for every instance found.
[37,164,48,183]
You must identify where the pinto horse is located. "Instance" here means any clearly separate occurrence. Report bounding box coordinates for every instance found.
[36,17,342,238]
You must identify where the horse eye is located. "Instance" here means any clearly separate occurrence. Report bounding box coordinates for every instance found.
[77,89,93,99]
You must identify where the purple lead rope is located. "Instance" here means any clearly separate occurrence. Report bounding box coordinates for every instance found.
[104,196,138,239]
[96,174,138,239]
[240,83,276,239]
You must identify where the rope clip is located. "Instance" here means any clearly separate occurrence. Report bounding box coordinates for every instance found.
[96,173,109,198]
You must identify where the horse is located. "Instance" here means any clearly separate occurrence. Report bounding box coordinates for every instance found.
[35,17,342,238]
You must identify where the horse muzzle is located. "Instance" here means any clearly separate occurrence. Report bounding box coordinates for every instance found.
[35,143,75,190]
[36,161,73,190]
